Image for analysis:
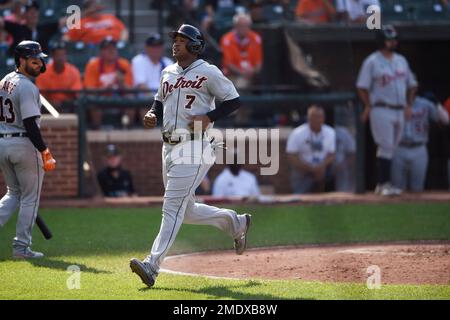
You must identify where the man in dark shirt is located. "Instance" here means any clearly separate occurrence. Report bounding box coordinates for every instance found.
[0,0,66,55]
[97,144,136,197]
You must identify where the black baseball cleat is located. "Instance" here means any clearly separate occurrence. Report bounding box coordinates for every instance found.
[129,258,156,287]
[234,213,251,255]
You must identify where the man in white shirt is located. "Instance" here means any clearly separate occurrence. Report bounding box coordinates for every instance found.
[336,0,380,23]
[212,162,260,198]
[286,105,336,194]
[132,33,173,95]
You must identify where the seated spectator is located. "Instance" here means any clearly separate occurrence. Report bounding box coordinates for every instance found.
[295,0,337,24]
[220,12,263,89]
[391,92,449,192]
[212,162,260,198]
[336,0,380,23]
[286,105,336,194]
[97,144,136,197]
[64,0,128,44]
[36,41,83,113]
[83,36,133,128]
[132,34,172,96]
[0,0,67,55]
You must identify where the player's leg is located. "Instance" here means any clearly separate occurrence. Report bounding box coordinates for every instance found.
[409,146,428,192]
[184,195,247,239]
[12,142,44,255]
[0,145,21,227]
[391,147,408,190]
[370,108,400,194]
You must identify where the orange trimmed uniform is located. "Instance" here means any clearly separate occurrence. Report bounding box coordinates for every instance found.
[65,14,126,44]
[35,61,83,105]
[220,30,263,77]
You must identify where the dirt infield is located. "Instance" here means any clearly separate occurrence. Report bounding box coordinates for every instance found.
[162,242,450,285]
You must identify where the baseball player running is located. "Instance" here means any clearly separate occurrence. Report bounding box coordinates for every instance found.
[130,24,251,287]
[391,92,449,192]
[357,25,418,196]
[0,41,56,258]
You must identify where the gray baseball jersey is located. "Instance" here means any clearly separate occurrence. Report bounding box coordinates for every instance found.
[142,58,248,278]
[401,97,440,144]
[356,51,417,107]
[154,59,239,133]
[0,71,42,133]
[0,71,45,250]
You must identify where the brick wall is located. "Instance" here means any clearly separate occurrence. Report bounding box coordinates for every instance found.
[87,129,293,196]
[0,115,79,198]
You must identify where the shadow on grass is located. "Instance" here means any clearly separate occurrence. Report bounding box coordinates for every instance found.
[28,258,111,274]
[139,280,313,300]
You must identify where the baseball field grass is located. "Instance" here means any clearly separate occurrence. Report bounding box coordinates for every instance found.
[0,203,449,300]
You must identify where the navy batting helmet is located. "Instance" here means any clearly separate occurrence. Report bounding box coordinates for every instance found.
[376,25,398,48]
[169,24,205,55]
[14,40,48,73]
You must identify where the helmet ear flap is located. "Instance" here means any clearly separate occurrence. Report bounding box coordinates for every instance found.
[40,58,46,73]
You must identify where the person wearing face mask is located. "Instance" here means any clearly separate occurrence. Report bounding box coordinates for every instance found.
[357,25,418,196]
[286,105,336,194]
[212,152,260,198]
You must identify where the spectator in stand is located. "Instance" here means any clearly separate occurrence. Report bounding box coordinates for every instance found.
[97,144,136,197]
[295,0,337,24]
[0,0,26,46]
[64,0,128,44]
[0,0,67,55]
[132,34,172,96]
[286,105,336,194]
[441,0,449,11]
[36,41,83,113]
[212,154,260,198]
[132,33,173,126]
[336,0,380,23]
[84,36,133,129]
[220,12,263,89]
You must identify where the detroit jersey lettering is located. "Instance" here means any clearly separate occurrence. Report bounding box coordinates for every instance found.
[154,59,239,133]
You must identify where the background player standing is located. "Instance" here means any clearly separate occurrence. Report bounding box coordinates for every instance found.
[0,40,56,259]
[391,92,449,192]
[129,24,251,288]
[357,25,418,196]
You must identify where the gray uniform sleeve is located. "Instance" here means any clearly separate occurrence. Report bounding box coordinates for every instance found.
[207,65,239,102]
[19,82,41,120]
[356,58,373,89]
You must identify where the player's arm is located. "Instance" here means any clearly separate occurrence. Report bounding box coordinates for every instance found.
[23,117,56,172]
[188,97,241,131]
[143,100,162,129]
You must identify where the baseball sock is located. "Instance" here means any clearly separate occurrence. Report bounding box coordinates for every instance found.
[377,157,391,185]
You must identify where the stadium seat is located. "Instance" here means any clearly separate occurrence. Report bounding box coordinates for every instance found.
[380,0,411,23]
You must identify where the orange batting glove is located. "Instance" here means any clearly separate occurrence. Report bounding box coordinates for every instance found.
[41,148,56,172]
